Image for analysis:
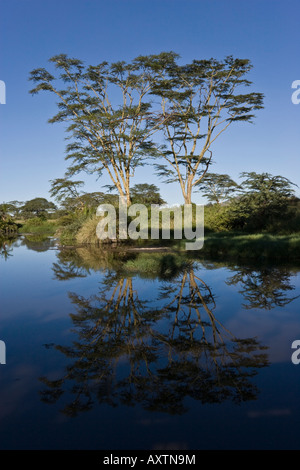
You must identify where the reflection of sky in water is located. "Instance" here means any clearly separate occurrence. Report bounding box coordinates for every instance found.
[0,239,300,449]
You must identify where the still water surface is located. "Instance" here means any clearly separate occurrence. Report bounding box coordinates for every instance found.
[0,236,300,449]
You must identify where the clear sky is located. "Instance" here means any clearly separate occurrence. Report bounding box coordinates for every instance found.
[0,0,299,205]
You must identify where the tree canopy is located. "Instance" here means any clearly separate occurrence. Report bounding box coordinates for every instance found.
[49,177,119,212]
[196,172,239,204]
[131,183,166,206]
[147,54,264,203]
[230,172,297,230]
[29,54,166,205]
[21,197,56,219]
[29,52,264,205]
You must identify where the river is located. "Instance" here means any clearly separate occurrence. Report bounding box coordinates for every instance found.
[0,236,299,449]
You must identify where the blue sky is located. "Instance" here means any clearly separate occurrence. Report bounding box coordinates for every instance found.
[0,0,299,205]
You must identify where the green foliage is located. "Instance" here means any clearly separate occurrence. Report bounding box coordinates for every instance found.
[49,178,84,203]
[50,175,120,215]
[56,211,91,245]
[21,197,56,219]
[204,204,233,232]
[148,54,264,203]
[131,183,166,206]
[0,219,19,235]
[29,54,162,203]
[0,202,19,220]
[20,218,57,235]
[22,217,44,227]
[228,172,297,231]
[76,192,119,209]
[193,233,300,262]
[58,222,83,245]
[6,200,25,218]
[29,52,263,205]
[196,173,239,204]
[56,214,79,227]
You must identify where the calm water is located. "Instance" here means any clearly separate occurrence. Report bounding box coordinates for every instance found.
[0,236,300,450]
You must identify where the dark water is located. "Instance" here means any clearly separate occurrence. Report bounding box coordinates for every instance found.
[0,236,300,450]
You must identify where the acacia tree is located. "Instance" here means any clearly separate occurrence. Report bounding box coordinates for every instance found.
[0,203,15,221]
[230,172,297,230]
[29,53,263,206]
[21,197,56,219]
[50,178,84,202]
[131,183,166,205]
[50,178,119,212]
[195,172,239,204]
[29,54,167,205]
[49,177,85,211]
[50,177,119,213]
[6,201,24,219]
[143,54,264,204]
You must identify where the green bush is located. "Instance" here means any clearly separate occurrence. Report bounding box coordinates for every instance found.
[22,217,44,226]
[56,211,94,245]
[196,232,300,262]
[20,218,56,234]
[0,219,19,234]
[204,204,233,232]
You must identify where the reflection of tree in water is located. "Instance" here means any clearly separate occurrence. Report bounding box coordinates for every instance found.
[153,269,268,411]
[0,237,17,260]
[20,234,55,252]
[226,266,299,310]
[40,275,162,415]
[52,249,88,281]
[40,257,269,416]
[52,245,134,281]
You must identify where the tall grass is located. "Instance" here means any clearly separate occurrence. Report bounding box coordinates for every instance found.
[19,218,57,235]
[55,213,91,245]
[76,216,100,245]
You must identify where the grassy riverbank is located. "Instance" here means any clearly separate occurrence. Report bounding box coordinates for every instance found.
[192,232,300,263]
[19,218,57,235]
[17,211,300,264]
[117,233,300,266]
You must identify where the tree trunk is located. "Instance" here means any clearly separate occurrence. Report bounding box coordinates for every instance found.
[184,194,192,204]
[185,177,193,204]
[126,193,131,206]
